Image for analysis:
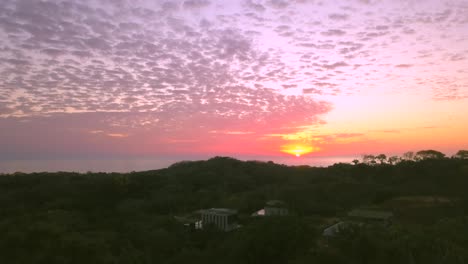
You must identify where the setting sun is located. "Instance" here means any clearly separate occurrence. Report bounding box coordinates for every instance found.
[281,144,318,157]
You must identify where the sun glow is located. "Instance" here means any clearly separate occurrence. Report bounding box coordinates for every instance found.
[281,144,318,157]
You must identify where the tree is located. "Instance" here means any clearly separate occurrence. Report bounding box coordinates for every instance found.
[362,155,376,165]
[403,151,414,160]
[376,154,387,164]
[227,217,314,264]
[415,150,445,160]
[388,156,400,165]
[352,159,360,165]
[453,150,468,159]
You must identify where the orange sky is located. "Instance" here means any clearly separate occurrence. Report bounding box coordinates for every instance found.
[0,0,467,172]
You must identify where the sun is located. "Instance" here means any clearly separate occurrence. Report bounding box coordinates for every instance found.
[281,144,318,157]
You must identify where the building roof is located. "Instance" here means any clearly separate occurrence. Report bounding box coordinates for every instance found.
[347,209,393,220]
[266,200,286,207]
[323,221,358,236]
[198,208,237,215]
[251,208,265,216]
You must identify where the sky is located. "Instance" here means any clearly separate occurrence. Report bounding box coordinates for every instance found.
[1,0,468,171]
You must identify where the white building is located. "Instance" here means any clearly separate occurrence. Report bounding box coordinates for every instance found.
[323,221,354,237]
[252,200,289,217]
[264,200,289,216]
[199,208,238,231]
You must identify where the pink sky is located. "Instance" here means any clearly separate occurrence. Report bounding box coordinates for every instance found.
[0,0,467,171]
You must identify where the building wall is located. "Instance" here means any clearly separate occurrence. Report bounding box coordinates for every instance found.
[202,212,231,231]
[265,207,288,216]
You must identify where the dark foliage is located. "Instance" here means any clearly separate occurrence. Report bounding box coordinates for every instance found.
[1,155,468,263]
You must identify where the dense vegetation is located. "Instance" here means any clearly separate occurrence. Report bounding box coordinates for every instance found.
[1,151,468,263]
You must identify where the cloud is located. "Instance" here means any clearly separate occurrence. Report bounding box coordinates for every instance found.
[395,64,413,68]
[89,130,104,134]
[317,62,349,70]
[402,28,416,34]
[41,48,66,56]
[302,88,323,95]
[371,129,400,134]
[161,2,179,11]
[263,131,365,147]
[166,139,200,143]
[329,13,349,21]
[245,0,266,12]
[449,53,466,61]
[299,42,335,49]
[0,91,331,157]
[338,41,364,54]
[210,130,255,135]
[183,0,211,9]
[321,29,346,36]
[107,133,129,138]
[268,0,289,9]
[89,130,128,138]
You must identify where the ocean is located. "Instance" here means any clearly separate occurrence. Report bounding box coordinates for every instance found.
[0,155,359,174]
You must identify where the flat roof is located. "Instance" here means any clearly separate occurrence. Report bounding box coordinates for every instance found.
[266,200,286,207]
[199,208,237,215]
[323,221,352,234]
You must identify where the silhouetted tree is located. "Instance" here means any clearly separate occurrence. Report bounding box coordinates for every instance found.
[388,156,400,165]
[453,150,468,159]
[403,151,415,160]
[415,150,445,160]
[362,155,376,165]
[376,154,387,164]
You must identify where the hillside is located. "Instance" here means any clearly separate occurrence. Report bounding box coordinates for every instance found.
[1,156,468,263]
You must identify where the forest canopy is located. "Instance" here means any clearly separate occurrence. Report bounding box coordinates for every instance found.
[1,151,468,263]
